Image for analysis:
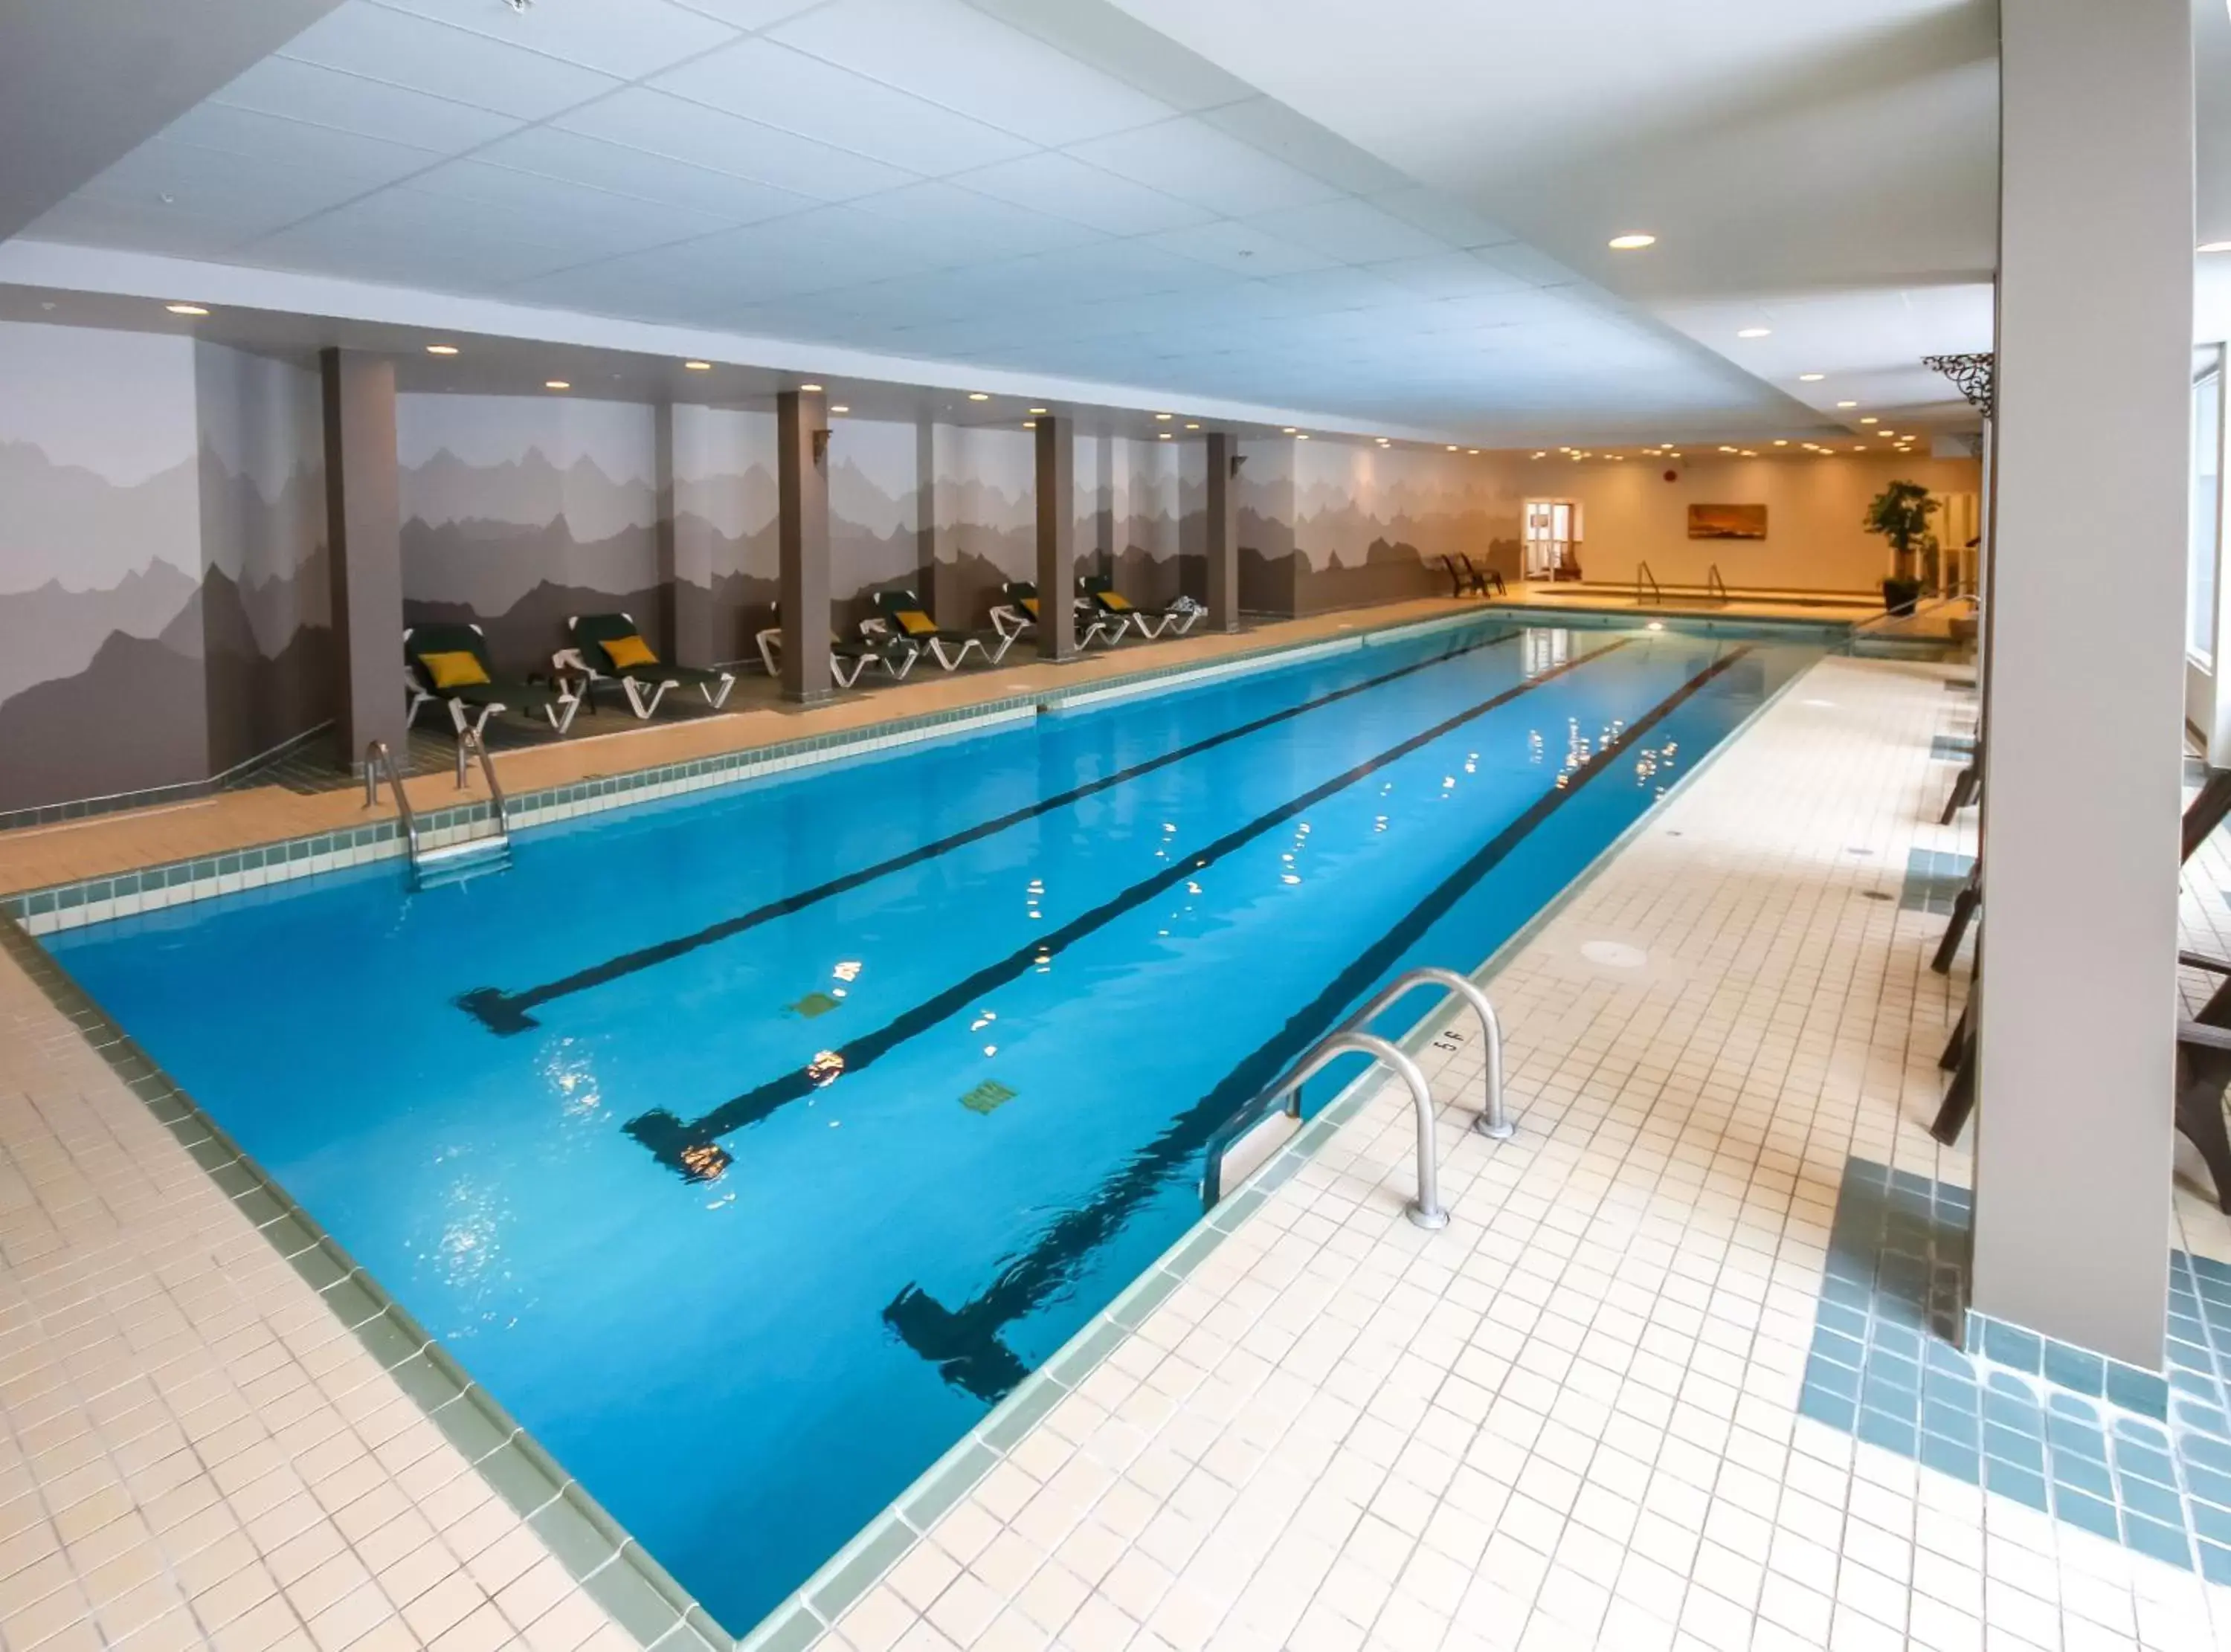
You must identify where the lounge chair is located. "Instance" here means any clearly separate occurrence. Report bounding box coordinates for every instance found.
[1460,553,1507,597]
[560,613,735,719]
[1078,575,1202,640]
[1443,555,1485,598]
[867,588,1011,671]
[994,581,1113,648]
[991,581,1116,651]
[754,610,917,687]
[405,622,581,738]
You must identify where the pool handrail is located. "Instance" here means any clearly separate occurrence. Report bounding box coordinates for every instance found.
[1636,561,1662,606]
[1200,966,1511,1228]
[454,725,512,841]
[362,740,421,865]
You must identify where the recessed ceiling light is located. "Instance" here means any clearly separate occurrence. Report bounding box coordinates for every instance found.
[426,344,459,355]
[1773,439,1788,446]
[1719,445,1737,453]
[1185,422,1200,430]
[1533,451,1547,459]
[1852,445,1866,451]
[1798,372,1825,383]
[1296,433,1310,440]
[684,360,712,371]
[968,392,991,401]
[545,380,570,390]
[1028,407,1049,414]
[1446,445,1459,452]
[2203,241,2231,254]
[1468,449,1480,455]
[1159,432,1174,440]
[801,383,825,393]
[165,303,209,316]
[1608,233,1657,250]
[1837,401,1858,409]
[831,404,849,414]
[1860,416,1879,425]
[1023,420,1036,429]
[1154,412,1174,421]
[1736,327,1771,339]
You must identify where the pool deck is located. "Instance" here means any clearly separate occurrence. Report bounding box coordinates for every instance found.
[12,624,2193,1652]
[0,593,1870,903]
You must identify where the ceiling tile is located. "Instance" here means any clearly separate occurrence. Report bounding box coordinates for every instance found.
[158,104,445,191]
[1365,253,1533,301]
[1243,198,1452,266]
[75,138,386,235]
[279,4,620,122]
[950,152,1211,238]
[24,198,262,260]
[471,127,813,225]
[557,89,915,201]
[407,158,738,249]
[1064,117,1344,218]
[364,0,740,78]
[1145,220,1336,279]
[212,57,523,152]
[251,204,579,288]
[654,38,1031,175]
[666,0,825,30]
[847,181,1107,263]
[768,0,1176,146]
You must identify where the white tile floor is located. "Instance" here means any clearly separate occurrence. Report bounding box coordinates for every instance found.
[0,945,639,1650]
[796,657,2231,1652]
[7,652,2231,1651]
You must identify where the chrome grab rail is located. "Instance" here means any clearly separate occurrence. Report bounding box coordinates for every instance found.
[1200,967,1511,1229]
[454,726,511,839]
[361,741,421,864]
[1705,564,1729,605]
[1636,561,1662,606]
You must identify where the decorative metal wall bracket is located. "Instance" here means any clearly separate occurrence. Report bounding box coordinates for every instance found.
[1924,352,1994,421]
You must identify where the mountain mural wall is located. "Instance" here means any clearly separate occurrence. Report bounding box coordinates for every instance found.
[0,322,331,816]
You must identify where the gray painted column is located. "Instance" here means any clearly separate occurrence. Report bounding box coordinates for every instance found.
[656,404,712,668]
[776,388,831,703]
[1970,0,2191,1367]
[914,419,937,613]
[1036,415,1078,662]
[320,348,407,769]
[1205,433,1240,633]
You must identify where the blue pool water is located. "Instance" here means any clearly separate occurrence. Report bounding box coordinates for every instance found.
[46,619,1817,1633]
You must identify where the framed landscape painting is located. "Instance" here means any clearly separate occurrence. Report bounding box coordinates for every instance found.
[1688,503,1767,539]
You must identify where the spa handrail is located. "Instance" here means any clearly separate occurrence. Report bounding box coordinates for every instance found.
[362,741,420,865]
[1705,564,1729,606]
[1200,967,1511,1228]
[1636,561,1662,606]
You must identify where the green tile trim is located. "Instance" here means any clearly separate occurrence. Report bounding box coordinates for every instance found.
[0,915,731,1648]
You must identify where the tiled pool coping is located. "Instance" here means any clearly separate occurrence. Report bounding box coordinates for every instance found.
[1,614,1824,1648]
[1,608,1494,935]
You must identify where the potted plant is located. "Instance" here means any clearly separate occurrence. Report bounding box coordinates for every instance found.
[1864,480,1938,615]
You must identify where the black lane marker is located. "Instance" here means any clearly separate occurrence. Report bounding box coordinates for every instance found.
[883,645,1756,1402]
[457,626,1524,1034]
[620,639,1635,1176]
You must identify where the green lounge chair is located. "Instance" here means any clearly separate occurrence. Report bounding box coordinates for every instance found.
[754,608,918,686]
[869,588,1011,671]
[1078,574,1201,640]
[405,622,581,737]
[991,581,1116,650]
[563,612,736,719]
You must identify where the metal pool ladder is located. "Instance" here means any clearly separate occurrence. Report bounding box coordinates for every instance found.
[1635,561,1663,606]
[364,736,513,888]
[1200,967,1512,1230]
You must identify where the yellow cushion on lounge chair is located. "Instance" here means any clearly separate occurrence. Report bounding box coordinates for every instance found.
[1020,596,1040,618]
[600,633,659,668]
[1099,590,1136,611]
[419,650,489,690]
[892,609,939,637]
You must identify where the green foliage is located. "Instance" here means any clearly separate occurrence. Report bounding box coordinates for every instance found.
[1863,481,1940,577]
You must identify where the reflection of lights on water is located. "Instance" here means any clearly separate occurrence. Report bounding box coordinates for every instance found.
[1527,729,1545,766]
[832,960,861,981]
[983,1044,998,1056]
[1374,815,1388,833]
[1186,880,1202,895]
[680,1143,732,1183]
[970,1010,998,1031]
[805,1050,845,1086]
[543,1039,603,1122]
[1281,873,1301,885]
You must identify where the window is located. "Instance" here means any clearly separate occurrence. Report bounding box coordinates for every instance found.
[2192,353,2222,667]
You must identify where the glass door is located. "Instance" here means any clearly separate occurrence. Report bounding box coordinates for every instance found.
[1523,500,1580,580]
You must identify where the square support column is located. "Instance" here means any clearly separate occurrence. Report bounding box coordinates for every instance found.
[320,348,406,768]
[656,404,712,668]
[1970,0,2191,1367]
[1036,415,1078,662]
[777,387,831,703]
[1205,432,1240,633]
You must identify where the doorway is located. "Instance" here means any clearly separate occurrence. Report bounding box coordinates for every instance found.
[1523,499,1581,580]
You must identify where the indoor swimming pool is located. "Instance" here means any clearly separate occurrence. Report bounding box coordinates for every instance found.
[43,616,1820,1634]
